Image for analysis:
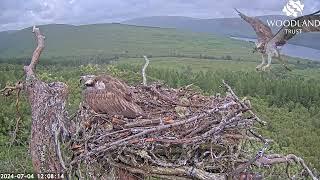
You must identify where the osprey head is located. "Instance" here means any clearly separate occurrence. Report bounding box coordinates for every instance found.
[80,75,96,87]
[80,75,106,89]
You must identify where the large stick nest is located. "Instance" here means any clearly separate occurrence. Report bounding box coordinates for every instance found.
[67,81,317,180]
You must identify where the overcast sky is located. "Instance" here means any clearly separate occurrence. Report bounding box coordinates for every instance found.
[1,0,319,31]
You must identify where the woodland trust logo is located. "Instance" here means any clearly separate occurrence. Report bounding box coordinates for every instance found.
[282,0,304,17]
[266,0,320,34]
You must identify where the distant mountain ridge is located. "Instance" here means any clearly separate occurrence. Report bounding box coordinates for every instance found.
[0,22,318,61]
[0,23,256,59]
[123,15,320,50]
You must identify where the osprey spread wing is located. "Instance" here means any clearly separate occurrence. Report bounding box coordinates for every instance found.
[80,75,144,118]
[236,9,320,71]
[235,8,273,47]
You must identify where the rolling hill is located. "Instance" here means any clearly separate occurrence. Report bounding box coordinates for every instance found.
[0,23,258,61]
[123,15,320,50]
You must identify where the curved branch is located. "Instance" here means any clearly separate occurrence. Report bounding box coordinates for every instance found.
[256,154,318,180]
[142,55,150,86]
[231,141,269,177]
[0,81,23,96]
[24,26,45,77]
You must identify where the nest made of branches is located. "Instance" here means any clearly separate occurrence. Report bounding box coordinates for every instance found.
[67,81,317,180]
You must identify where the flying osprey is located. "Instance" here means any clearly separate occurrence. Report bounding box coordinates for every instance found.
[235,9,320,71]
[80,75,144,118]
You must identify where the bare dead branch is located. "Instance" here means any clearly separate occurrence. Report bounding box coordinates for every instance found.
[142,55,150,86]
[256,154,318,180]
[21,26,70,174]
[223,80,266,125]
[10,86,22,145]
[24,26,45,77]
[0,81,24,145]
[231,141,269,176]
[53,124,67,170]
[0,81,23,96]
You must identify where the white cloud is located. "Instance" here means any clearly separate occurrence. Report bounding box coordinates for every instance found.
[0,0,319,31]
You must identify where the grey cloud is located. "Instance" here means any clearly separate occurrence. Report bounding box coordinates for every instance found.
[0,0,319,31]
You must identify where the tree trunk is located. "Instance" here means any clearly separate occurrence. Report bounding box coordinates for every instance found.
[24,26,70,173]
[26,79,69,173]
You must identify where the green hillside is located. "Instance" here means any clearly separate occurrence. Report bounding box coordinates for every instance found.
[123,15,320,50]
[0,23,265,61]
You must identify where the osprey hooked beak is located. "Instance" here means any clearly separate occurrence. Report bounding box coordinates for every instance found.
[80,75,96,87]
[84,79,94,86]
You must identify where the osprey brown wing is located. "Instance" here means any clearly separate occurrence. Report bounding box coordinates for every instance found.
[235,9,274,44]
[85,89,143,118]
[95,75,133,101]
[269,10,320,47]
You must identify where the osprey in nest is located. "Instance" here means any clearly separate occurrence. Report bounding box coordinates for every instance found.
[235,9,320,71]
[80,75,144,118]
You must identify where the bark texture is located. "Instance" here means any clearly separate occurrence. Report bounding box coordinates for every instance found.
[24,26,70,173]
[24,26,136,179]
